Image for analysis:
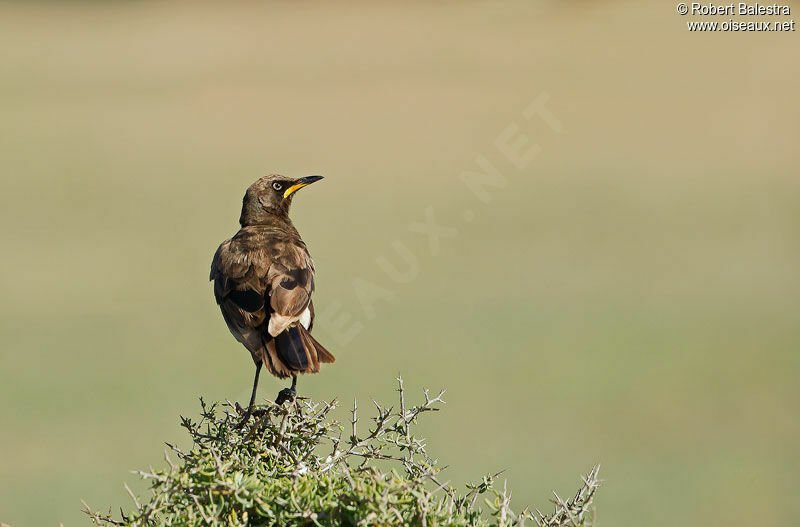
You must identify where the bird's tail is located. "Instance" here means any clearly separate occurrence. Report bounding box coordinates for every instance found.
[299,325,336,364]
[273,324,335,374]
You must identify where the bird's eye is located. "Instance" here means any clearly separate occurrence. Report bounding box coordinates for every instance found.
[272,182,282,191]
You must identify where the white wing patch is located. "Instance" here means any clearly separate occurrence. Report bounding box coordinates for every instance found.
[299,307,312,330]
[268,306,311,337]
[268,313,294,337]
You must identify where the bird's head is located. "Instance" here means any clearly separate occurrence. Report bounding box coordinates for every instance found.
[239,174,323,225]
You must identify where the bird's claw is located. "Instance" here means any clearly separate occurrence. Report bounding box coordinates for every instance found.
[234,403,270,428]
[235,408,252,428]
[275,387,297,405]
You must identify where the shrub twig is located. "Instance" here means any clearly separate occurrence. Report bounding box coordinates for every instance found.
[83,378,600,527]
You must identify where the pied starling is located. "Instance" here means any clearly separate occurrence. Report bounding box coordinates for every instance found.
[210,175,334,423]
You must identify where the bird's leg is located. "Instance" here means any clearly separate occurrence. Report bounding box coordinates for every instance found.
[275,375,297,405]
[235,361,262,428]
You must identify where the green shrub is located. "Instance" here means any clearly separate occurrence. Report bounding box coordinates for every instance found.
[84,378,599,526]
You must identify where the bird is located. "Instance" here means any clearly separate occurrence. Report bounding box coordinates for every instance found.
[210,174,335,425]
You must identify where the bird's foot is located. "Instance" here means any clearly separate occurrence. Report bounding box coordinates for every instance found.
[234,406,253,428]
[252,407,270,418]
[234,403,270,428]
[274,387,297,406]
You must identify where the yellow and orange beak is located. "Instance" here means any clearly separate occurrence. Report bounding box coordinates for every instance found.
[283,175,323,198]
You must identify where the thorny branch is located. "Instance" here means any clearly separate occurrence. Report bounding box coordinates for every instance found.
[83,377,600,527]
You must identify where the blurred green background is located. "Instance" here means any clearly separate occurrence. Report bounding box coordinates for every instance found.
[1,1,798,526]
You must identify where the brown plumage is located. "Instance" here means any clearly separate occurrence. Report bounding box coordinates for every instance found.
[210,174,334,421]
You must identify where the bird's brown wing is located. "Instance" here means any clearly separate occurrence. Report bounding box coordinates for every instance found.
[210,237,269,356]
[265,235,316,336]
[211,228,290,375]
